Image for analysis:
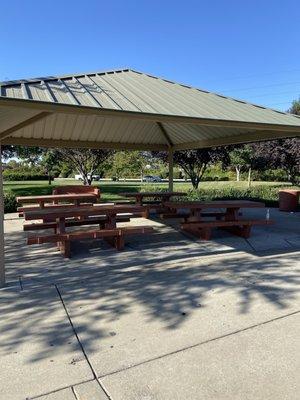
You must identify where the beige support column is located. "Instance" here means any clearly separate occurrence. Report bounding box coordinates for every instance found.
[0,145,5,287]
[168,147,174,191]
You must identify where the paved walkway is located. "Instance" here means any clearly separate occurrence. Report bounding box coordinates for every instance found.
[1,209,300,399]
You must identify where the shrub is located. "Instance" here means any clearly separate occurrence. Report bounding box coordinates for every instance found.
[253,169,288,182]
[4,192,17,213]
[140,184,299,206]
[3,171,50,181]
[185,185,289,206]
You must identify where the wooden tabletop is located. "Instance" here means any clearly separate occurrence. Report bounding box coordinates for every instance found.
[17,193,98,204]
[164,200,265,209]
[23,204,145,221]
[120,191,186,198]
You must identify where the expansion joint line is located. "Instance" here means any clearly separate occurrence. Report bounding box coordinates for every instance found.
[54,284,113,400]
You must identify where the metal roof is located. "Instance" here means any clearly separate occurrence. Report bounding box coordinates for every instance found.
[0,68,300,150]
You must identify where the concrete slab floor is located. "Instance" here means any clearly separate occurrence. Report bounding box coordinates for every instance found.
[101,312,300,400]
[0,285,93,400]
[57,250,300,377]
[73,379,109,399]
[32,379,110,400]
[34,387,76,400]
[1,210,300,399]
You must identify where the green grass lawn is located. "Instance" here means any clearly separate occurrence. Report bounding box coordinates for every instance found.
[3,178,294,202]
[4,178,299,213]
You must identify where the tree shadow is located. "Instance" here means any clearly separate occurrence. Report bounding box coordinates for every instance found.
[1,218,300,365]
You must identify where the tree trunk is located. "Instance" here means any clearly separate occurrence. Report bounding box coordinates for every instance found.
[287,168,298,185]
[247,167,252,188]
[82,175,89,185]
[235,166,240,182]
[191,175,200,189]
[48,173,52,185]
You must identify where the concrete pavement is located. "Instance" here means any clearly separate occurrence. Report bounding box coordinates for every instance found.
[1,209,299,399]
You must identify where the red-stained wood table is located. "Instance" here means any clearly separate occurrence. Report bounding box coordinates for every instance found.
[120,191,186,205]
[17,193,98,209]
[164,200,273,240]
[23,204,152,256]
[119,191,187,217]
[17,193,100,221]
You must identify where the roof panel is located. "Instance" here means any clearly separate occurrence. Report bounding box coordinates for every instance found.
[1,69,300,126]
[1,68,299,150]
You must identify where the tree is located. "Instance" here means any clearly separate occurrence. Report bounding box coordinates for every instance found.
[40,150,60,185]
[252,139,300,185]
[229,147,248,182]
[0,145,16,159]
[110,151,146,180]
[154,148,229,189]
[288,98,300,115]
[228,145,256,186]
[16,146,43,166]
[55,148,113,185]
[249,99,300,185]
[228,144,269,187]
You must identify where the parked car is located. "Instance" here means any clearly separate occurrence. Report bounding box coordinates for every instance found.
[74,174,101,181]
[142,175,162,182]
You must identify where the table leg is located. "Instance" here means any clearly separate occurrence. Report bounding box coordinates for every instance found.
[115,235,125,250]
[186,209,202,222]
[159,196,176,218]
[181,208,208,239]
[56,217,66,252]
[136,195,143,206]
[105,213,116,229]
[61,241,71,258]
[142,208,150,219]
[224,207,239,221]
[104,213,125,250]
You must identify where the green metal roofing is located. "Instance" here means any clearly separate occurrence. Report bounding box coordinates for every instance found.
[0,69,299,150]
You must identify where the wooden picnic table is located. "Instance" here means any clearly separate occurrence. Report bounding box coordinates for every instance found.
[163,200,272,240]
[17,193,98,208]
[24,204,152,256]
[120,191,186,205]
[24,204,146,231]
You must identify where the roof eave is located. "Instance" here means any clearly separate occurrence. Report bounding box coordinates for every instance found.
[1,97,300,133]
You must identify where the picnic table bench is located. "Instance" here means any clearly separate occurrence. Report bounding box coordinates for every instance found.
[52,185,100,198]
[24,204,154,257]
[23,213,131,232]
[164,200,273,240]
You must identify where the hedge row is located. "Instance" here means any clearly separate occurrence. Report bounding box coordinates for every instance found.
[3,171,51,181]
[184,186,282,206]
[142,184,295,206]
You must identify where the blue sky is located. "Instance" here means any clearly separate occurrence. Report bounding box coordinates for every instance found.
[1,0,300,111]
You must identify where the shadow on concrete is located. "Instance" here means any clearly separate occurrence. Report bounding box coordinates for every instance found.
[1,207,299,364]
[1,223,300,363]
